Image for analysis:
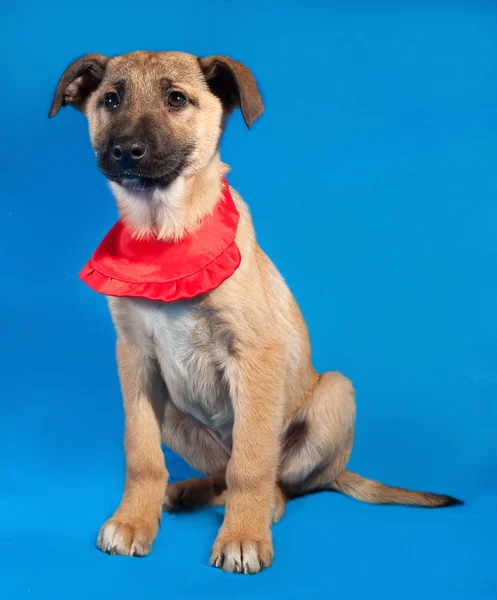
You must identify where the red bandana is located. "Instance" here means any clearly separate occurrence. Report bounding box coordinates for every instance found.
[79,178,241,302]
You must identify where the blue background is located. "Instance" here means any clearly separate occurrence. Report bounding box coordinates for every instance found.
[1,1,496,598]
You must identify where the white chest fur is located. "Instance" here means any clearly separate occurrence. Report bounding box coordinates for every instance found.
[134,299,198,376]
[127,298,235,441]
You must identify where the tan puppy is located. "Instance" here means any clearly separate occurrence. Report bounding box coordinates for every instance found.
[49,51,461,574]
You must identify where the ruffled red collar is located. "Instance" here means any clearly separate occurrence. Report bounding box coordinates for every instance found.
[79,178,241,302]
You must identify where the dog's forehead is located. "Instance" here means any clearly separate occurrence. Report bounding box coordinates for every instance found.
[105,51,205,86]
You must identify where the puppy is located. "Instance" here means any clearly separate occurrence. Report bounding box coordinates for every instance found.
[49,51,461,574]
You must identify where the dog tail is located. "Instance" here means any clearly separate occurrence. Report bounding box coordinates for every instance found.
[330,470,463,508]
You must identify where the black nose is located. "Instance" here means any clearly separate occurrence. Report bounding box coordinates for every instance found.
[111,140,147,168]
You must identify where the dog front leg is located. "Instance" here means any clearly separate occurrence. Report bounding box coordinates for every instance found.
[210,344,283,574]
[97,340,168,557]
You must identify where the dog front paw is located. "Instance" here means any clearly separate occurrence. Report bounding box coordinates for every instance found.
[97,517,157,557]
[210,535,273,574]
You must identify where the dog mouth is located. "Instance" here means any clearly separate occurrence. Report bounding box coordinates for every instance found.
[105,172,169,191]
[98,144,194,192]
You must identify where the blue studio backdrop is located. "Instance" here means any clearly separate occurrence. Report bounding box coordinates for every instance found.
[1,1,496,598]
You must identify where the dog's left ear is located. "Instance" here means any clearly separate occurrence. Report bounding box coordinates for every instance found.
[48,53,109,118]
[199,55,263,129]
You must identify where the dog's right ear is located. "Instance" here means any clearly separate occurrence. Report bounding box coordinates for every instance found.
[48,53,108,118]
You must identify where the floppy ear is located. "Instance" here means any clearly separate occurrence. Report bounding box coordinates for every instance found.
[48,53,109,118]
[199,55,264,128]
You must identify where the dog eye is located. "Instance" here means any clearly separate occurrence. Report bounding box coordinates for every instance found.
[167,91,188,108]
[104,92,120,109]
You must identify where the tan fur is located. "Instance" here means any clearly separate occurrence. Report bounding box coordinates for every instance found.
[50,50,462,574]
[97,341,167,556]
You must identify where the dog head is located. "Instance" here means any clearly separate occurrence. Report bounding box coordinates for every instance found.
[49,51,263,193]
